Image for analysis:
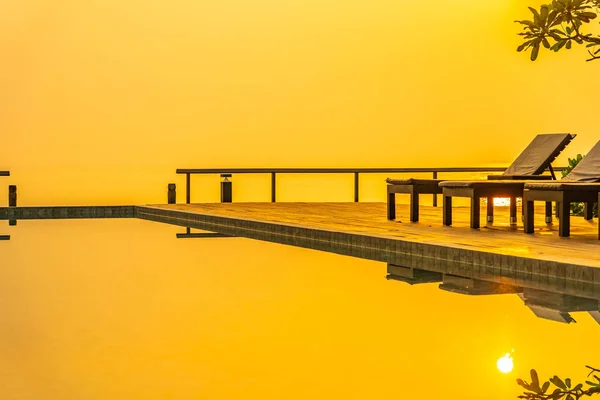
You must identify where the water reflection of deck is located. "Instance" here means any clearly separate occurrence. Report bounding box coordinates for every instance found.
[137,202,600,322]
[386,263,600,324]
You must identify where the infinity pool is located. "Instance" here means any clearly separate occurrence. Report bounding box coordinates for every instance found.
[1,218,598,399]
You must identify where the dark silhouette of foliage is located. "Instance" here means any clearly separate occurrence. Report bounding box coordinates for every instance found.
[516,0,600,61]
[517,366,600,399]
[557,154,599,217]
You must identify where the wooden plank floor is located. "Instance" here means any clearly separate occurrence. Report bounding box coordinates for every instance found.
[148,202,600,268]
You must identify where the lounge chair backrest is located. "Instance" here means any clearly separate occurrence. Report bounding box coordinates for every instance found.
[565,140,600,182]
[502,133,575,176]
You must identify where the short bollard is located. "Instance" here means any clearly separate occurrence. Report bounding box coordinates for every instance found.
[8,185,16,207]
[168,183,176,204]
[220,174,232,203]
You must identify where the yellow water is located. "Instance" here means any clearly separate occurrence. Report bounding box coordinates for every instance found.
[1,218,598,399]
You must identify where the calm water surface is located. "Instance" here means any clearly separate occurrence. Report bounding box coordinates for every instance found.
[1,219,598,399]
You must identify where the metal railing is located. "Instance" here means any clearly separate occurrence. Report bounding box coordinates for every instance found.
[175,167,531,206]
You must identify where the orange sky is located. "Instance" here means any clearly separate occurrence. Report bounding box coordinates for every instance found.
[1,0,598,205]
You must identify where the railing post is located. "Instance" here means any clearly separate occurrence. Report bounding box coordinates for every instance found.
[186,173,190,204]
[432,171,438,207]
[354,172,359,202]
[168,183,176,204]
[220,174,232,203]
[271,172,276,202]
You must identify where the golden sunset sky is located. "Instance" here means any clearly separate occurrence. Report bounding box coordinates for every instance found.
[1,0,598,205]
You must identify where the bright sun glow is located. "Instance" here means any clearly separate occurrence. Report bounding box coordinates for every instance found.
[493,198,511,207]
[497,353,514,373]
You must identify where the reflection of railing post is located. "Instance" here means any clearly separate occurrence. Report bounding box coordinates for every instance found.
[220,174,232,203]
[432,172,438,207]
[167,183,176,204]
[8,185,17,207]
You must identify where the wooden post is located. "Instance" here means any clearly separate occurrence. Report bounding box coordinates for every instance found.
[558,201,571,237]
[271,172,276,202]
[354,172,359,202]
[443,195,452,226]
[470,195,480,229]
[8,185,16,207]
[584,202,594,221]
[432,171,438,207]
[509,196,517,224]
[387,192,396,220]
[168,183,176,204]
[186,173,191,204]
[410,189,419,222]
[524,199,535,234]
[545,202,553,224]
[486,197,494,223]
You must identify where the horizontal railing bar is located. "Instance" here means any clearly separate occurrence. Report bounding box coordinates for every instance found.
[0,171,9,177]
[175,167,556,174]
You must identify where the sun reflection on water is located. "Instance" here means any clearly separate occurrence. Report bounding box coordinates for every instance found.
[497,353,514,374]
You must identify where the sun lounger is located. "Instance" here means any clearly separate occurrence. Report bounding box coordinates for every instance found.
[523,141,600,237]
[387,133,575,224]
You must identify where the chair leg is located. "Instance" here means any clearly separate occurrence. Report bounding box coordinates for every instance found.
[524,199,535,234]
[387,192,396,220]
[443,195,452,226]
[509,196,517,224]
[545,202,553,224]
[585,202,593,221]
[470,196,480,229]
[410,190,419,223]
[558,201,571,237]
[486,197,494,223]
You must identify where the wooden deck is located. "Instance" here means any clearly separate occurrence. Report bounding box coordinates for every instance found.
[138,202,600,269]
